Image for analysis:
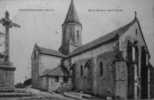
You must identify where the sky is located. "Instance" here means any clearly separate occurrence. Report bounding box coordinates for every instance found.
[0,0,153,83]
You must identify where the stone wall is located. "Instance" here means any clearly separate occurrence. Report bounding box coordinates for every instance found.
[94,51,116,97]
[70,40,117,97]
[73,58,93,92]
[31,53,61,89]
[45,76,72,92]
[48,77,63,92]
[115,61,127,100]
[39,77,48,91]
[39,54,61,76]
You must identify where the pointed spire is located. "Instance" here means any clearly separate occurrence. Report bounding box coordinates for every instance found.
[64,0,81,24]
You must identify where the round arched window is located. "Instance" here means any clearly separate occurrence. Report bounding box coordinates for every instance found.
[99,62,103,76]
[80,65,83,76]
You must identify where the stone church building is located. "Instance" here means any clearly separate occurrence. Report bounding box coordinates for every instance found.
[31,0,153,99]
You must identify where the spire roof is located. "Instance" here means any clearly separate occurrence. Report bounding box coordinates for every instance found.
[64,0,81,24]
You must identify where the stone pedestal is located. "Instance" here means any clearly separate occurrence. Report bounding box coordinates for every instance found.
[0,62,15,92]
[0,62,32,98]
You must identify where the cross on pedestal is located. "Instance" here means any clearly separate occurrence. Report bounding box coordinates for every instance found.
[0,11,20,62]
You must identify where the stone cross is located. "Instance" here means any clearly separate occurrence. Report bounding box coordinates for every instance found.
[0,11,20,62]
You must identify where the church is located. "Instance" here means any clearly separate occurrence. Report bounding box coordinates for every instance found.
[31,0,153,99]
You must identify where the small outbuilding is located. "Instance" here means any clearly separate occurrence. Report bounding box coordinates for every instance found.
[40,66,72,92]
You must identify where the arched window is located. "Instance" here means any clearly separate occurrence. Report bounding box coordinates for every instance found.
[72,33,75,42]
[132,46,136,62]
[84,62,88,77]
[80,65,83,76]
[85,60,90,69]
[77,30,80,39]
[99,62,103,76]
[135,46,138,63]
[55,76,59,82]
[74,30,79,42]
[136,29,138,35]
[127,41,132,62]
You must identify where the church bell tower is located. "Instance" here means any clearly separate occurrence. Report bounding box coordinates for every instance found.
[59,0,82,55]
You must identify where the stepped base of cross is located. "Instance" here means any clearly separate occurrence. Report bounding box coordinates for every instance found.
[0,62,32,97]
[0,62,15,92]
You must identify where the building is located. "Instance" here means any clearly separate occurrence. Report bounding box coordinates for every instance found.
[31,44,72,92]
[40,66,72,92]
[31,0,152,99]
[31,44,65,89]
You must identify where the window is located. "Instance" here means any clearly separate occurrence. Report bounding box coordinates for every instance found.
[127,40,139,63]
[127,41,132,62]
[99,62,103,76]
[80,65,83,76]
[134,46,139,63]
[135,46,139,63]
[136,29,138,35]
[85,60,90,69]
[72,33,75,42]
[77,30,80,40]
[132,46,136,62]
[55,76,59,82]
[63,76,68,83]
